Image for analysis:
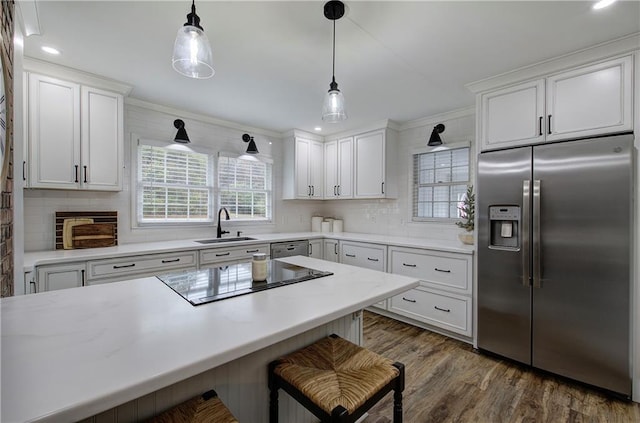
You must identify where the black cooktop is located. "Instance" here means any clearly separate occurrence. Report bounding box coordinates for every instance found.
[157,260,333,306]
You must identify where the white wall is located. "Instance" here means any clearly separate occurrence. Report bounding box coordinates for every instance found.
[23,101,321,251]
[319,108,475,241]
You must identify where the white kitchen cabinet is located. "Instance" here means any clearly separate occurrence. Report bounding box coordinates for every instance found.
[86,251,197,284]
[340,241,387,309]
[479,55,633,151]
[388,246,473,337]
[36,262,86,293]
[26,72,124,190]
[308,239,323,259]
[283,135,324,199]
[353,129,397,199]
[200,244,269,266]
[323,239,339,262]
[324,137,353,199]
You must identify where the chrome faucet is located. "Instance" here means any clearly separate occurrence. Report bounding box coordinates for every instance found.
[217,207,230,238]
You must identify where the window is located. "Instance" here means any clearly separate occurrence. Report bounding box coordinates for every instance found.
[218,154,272,221]
[137,142,213,224]
[413,147,470,220]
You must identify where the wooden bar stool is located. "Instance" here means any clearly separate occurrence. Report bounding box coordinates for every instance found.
[148,389,238,423]
[268,334,405,423]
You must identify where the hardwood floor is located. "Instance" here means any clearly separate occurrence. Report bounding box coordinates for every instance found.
[361,311,640,423]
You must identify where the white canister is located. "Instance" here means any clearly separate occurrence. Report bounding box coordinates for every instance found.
[332,219,343,233]
[311,216,324,232]
[321,221,332,233]
[252,253,268,281]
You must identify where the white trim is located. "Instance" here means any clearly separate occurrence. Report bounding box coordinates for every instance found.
[400,106,475,132]
[23,57,132,95]
[218,150,274,164]
[126,97,282,139]
[283,128,325,142]
[16,0,41,36]
[466,32,640,94]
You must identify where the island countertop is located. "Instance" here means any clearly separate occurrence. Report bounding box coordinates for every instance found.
[1,256,420,423]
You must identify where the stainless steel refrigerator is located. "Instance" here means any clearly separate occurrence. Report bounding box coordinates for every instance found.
[477,133,633,397]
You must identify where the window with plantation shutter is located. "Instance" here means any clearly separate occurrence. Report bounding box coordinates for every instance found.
[218,155,272,221]
[412,147,470,221]
[137,143,213,224]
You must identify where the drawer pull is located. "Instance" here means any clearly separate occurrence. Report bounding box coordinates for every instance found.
[113,263,135,269]
[367,257,379,262]
[287,247,295,251]
[402,263,416,268]
[402,297,416,303]
[161,258,180,264]
[215,252,230,257]
[434,306,451,313]
[345,253,356,258]
[434,268,451,273]
[246,249,259,253]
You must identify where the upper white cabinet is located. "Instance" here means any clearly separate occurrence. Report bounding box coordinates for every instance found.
[324,137,353,199]
[25,67,126,190]
[283,134,324,199]
[478,55,633,151]
[354,129,397,199]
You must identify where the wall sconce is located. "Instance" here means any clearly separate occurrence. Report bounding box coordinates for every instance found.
[173,119,190,143]
[428,123,445,146]
[242,133,259,154]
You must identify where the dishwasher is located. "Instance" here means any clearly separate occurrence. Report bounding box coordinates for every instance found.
[270,240,309,258]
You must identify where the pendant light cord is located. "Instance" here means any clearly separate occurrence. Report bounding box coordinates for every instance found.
[332,19,336,80]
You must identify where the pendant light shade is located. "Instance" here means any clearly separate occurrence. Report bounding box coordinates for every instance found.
[172,0,214,79]
[242,133,259,154]
[322,1,347,123]
[428,123,445,146]
[173,119,191,143]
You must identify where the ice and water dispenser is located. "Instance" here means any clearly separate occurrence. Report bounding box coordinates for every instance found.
[488,206,520,249]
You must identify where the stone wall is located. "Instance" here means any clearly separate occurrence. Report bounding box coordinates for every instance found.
[1,0,14,297]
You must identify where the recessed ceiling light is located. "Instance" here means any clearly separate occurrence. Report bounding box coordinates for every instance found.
[314,127,322,131]
[41,46,61,55]
[593,0,617,10]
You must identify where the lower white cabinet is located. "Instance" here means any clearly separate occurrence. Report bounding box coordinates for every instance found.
[388,246,473,337]
[340,241,387,309]
[36,262,86,292]
[323,239,339,262]
[87,251,197,284]
[308,240,323,259]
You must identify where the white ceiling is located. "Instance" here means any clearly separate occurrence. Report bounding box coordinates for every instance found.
[21,1,640,135]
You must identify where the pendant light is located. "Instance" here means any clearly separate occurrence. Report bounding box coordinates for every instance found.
[172,0,214,79]
[321,1,347,123]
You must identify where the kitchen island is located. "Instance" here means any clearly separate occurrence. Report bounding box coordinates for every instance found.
[1,256,419,423]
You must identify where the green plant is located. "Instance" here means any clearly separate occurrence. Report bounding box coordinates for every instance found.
[455,185,475,232]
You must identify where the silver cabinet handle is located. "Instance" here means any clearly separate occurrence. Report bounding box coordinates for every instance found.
[345,253,356,258]
[522,180,531,287]
[402,263,416,268]
[434,268,450,273]
[434,306,451,313]
[402,297,416,303]
[215,252,230,257]
[533,180,542,288]
[161,258,180,264]
[367,257,379,262]
[113,263,135,269]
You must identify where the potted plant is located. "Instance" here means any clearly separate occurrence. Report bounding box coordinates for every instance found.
[456,185,475,245]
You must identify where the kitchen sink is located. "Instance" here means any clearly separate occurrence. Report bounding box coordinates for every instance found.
[195,237,257,244]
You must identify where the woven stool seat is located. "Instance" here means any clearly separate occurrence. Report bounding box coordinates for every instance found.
[148,390,238,423]
[269,334,404,423]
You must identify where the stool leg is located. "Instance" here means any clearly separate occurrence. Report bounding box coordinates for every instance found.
[392,362,405,423]
[268,361,279,423]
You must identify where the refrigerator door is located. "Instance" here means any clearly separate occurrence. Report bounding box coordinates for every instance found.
[478,147,533,364]
[532,134,632,396]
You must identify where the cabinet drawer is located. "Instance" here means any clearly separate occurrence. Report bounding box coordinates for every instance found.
[200,244,269,265]
[87,251,196,280]
[389,288,471,336]
[390,248,470,294]
[341,242,386,272]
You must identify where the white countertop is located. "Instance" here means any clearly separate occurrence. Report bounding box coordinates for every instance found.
[1,256,420,423]
[23,231,474,272]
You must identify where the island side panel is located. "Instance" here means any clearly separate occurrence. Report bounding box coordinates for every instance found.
[79,312,363,423]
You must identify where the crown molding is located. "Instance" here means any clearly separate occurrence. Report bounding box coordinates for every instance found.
[399,106,475,132]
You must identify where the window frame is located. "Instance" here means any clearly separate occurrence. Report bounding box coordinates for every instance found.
[216,152,274,224]
[410,141,472,224]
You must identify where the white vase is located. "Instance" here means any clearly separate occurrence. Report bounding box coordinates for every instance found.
[458,232,474,245]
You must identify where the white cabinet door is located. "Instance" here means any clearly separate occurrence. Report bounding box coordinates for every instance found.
[308,240,323,259]
[546,56,633,141]
[294,137,311,198]
[28,73,81,189]
[309,140,324,198]
[324,140,338,198]
[337,137,353,198]
[480,79,545,151]
[340,241,387,309]
[81,86,123,191]
[354,131,385,198]
[323,239,339,262]
[36,262,85,292]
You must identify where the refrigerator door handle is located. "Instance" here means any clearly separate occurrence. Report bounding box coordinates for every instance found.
[533,180,542,288]
[522,180,531,287]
